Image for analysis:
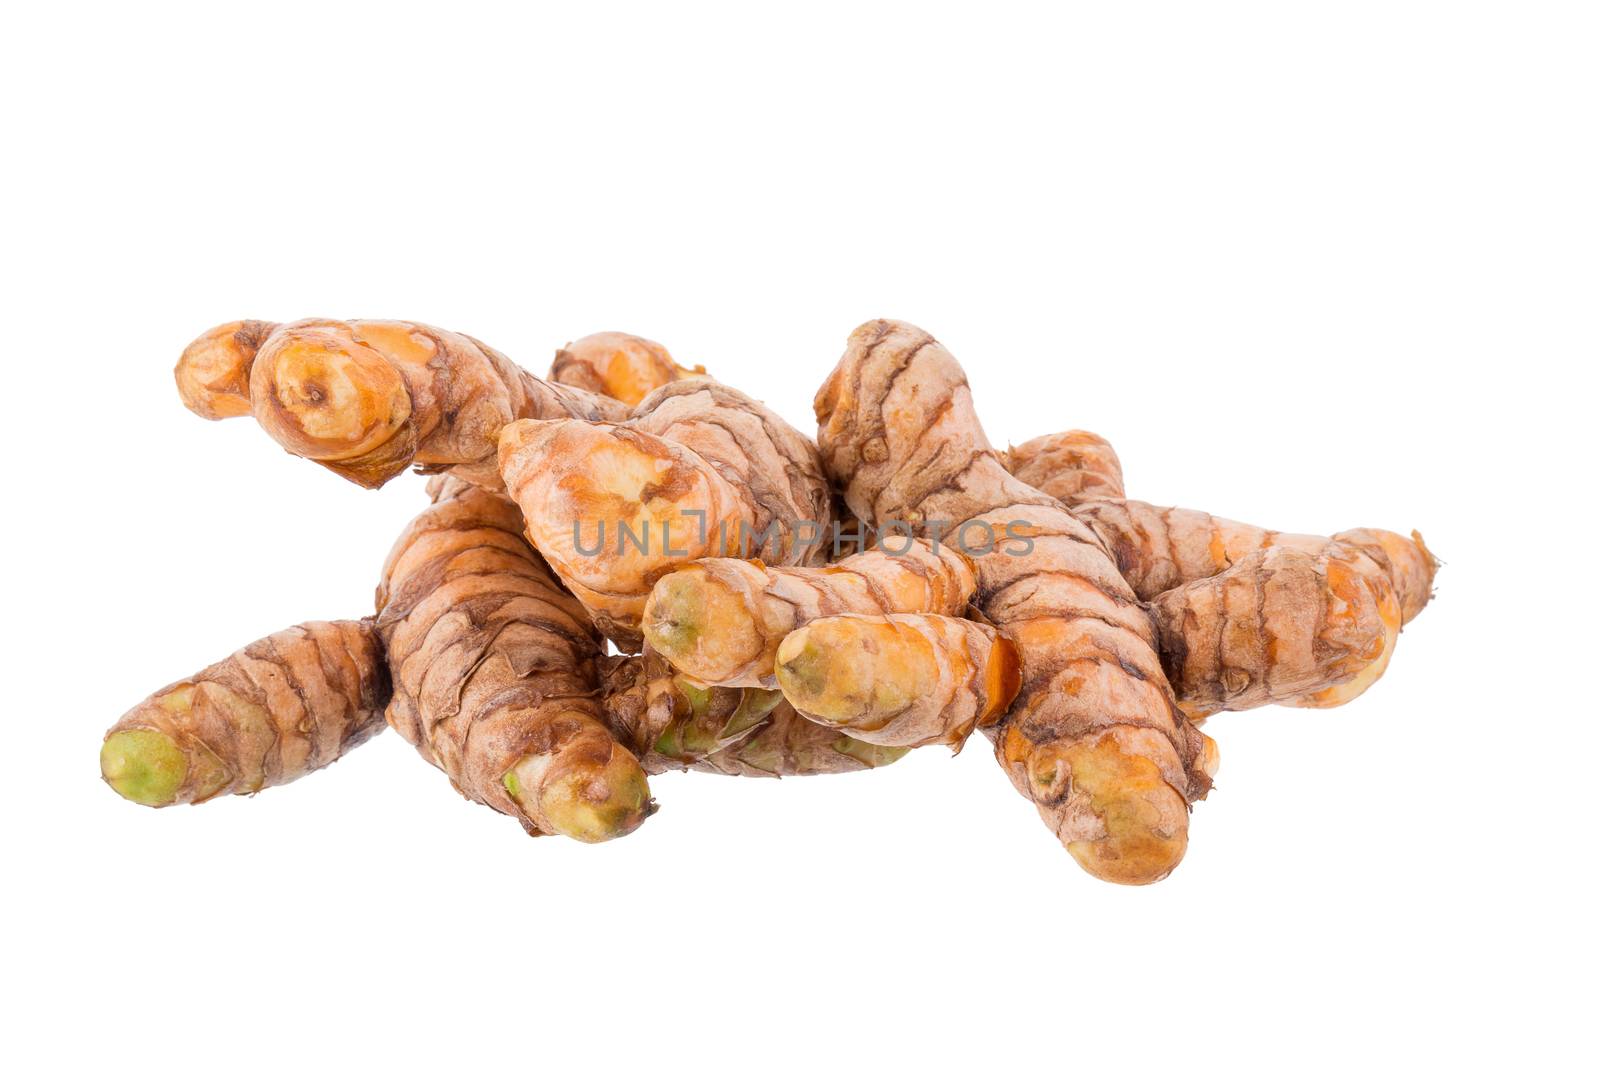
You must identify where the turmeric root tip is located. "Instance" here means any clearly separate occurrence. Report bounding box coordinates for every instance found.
[775,614,1020,749]
[100,619,390,808]
[550,331,703,406]
[251,324,415,481]
[1050,732,1191,885]
[640,569,763,683]
[100,730,187,807]
[174,319,275,420]
[503,712,653,844]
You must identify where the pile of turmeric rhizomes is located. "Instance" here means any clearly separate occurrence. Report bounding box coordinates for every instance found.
[102,318,1436,884]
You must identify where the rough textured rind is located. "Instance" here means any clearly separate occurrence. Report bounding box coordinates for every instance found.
[1070,498,1437,623]
[597,651,774,772]
[101,620,389,805]
[1008,430,1437,713]
[549,331,704,406]
[1005,430,1125,504]
[125,311,1442,880]
[376,476,649,838]
[641,535,977,688]
[1149,544,1401,715]
[498,418,755,646]
[627,379,833,566]
[596,652,905,776]
[498,379,832,646]
[175,318,628,489]
[814,319,1214,884]
[696,702,910,778]
[776,613,1020,748]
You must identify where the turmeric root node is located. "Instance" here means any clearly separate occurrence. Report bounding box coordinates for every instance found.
[601,652,783,767]
[651,684,785,763]
[1005,430,1125,504]
[597,652,900,776]
[549,331,704,406]
[699,703,911,777]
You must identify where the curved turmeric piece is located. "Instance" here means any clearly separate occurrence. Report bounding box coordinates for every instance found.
[377,476,651,842]
[776,613,1020,749]
[100,620,389,806]
[176,318,627,489]
[641,535,976,688]
[1008,429,1438,714]
[815,319,1215,885]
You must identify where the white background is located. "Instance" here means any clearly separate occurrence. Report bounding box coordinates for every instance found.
[3,3,1595,1065]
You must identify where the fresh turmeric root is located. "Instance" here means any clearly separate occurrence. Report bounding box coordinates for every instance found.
[141,325,900,830]
[776,358,1436,880]
[100,470,895,829]
[497,418,751,645]
[641,535,976,687]
[542,347,911,771]
[378,475,892,838]
[775,613,1020,749]
[99,613,896,823]
[498,379,831,645]
[106,312,1440,887]
[176,319,627,489]
[1007,430,1435,617]
[549,331,704,406]
[1149,543,1402,712]
[1006,430,1438,714]
[773,610,1220,791]
[815,319,1216,884]
[100,620,389,806]
[377,475,653,841]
